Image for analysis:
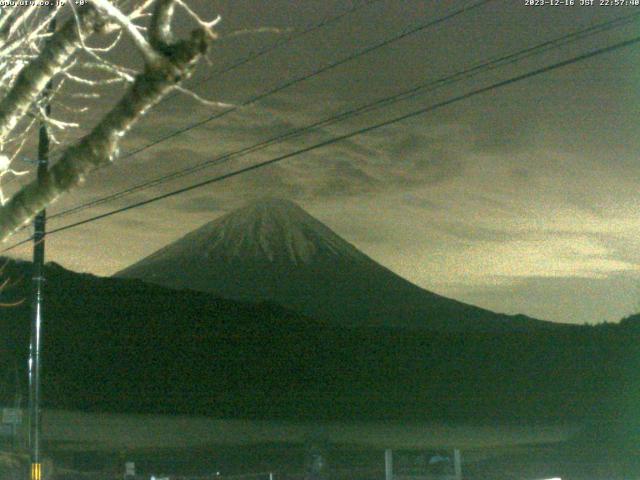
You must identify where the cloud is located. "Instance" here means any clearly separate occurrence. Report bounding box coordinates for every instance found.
[443,272,640,324]
[16,0,639,328]
[172,195,225,214]
[118,85,482,204]
[436,222,519,243]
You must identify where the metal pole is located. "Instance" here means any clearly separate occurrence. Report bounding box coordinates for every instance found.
[28,8,56,480]
[27,98,48,480]
[384,449,393,480]
[453,449,462,480]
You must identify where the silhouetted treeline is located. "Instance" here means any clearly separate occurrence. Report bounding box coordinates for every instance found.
[0,258,637,426]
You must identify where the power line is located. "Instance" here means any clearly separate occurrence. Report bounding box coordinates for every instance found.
[44,0,494,173]
[180,0,386,91]
[3,0,384,175]
[3,33,637,253]
[1,0,492,248]
[47,10,640,221]
[35,0,495,219]
[5,0,494,222]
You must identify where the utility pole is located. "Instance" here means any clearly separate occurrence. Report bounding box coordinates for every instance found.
[28,7,56,480]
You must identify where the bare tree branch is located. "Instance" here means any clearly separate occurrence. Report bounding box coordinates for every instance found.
[90,0,161,64]
[0,2,212,242]
[0,5,106,143]
[149,0,177,50]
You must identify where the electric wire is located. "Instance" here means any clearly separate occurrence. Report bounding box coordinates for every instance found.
[177,0,386,95]
[3,33,638,253]
[3,0,385,180]
[45,0,495,170]
[3,0,495,224]
[46,10,640,221]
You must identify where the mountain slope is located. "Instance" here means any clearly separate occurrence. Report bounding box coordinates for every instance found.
[0,258,620,425]
[116,198,558,332]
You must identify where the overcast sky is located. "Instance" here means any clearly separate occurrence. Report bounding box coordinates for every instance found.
[5,0,640,324]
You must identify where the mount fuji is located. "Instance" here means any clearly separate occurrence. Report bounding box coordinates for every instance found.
[116,198,556,332]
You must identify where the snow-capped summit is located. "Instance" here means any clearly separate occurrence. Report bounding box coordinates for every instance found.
[116,197,554,331]
[195,197,365,265]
